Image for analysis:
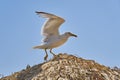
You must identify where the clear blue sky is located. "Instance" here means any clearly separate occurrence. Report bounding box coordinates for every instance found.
[0,0,120,76]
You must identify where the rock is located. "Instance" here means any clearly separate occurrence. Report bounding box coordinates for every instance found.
[1,53,120,80]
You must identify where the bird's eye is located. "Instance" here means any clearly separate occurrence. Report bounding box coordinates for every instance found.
[68,32,71,34]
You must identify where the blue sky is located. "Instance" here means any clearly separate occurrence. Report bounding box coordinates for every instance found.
[0,0,120,76]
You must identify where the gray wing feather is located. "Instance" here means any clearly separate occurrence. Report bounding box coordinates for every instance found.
[36,12,65,37]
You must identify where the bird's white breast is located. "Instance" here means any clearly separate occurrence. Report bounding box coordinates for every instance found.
[42,35,68,49]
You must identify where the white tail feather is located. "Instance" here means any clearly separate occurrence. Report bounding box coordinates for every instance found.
[33,46,41,49]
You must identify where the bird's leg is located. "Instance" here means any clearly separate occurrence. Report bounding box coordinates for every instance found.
[44,49,48,61]
[50,49,56,56]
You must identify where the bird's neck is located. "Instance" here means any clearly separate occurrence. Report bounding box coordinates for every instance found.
[60,33,69,39]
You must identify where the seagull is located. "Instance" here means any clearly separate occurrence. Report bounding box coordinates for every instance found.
[33,11,77,61]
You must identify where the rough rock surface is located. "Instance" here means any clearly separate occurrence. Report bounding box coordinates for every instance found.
[1,53,120,80]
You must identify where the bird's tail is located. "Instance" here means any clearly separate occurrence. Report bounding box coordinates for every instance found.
[33,46,42,49]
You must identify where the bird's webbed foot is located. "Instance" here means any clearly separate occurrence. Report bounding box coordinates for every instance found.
[44,54,48,61]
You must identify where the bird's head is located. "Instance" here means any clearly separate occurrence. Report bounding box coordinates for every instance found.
[65,32,77,37]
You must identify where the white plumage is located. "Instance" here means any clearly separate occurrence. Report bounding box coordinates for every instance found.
[33,12,77,61]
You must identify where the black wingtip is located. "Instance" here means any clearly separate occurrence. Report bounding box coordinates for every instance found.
[35,11,46,14]
[35,11,40,14]
[35,11,38,13]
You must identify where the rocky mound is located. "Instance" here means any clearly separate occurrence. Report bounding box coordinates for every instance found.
[1,53,120,80]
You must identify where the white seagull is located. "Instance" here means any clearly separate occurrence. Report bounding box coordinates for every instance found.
[33,11,77,61]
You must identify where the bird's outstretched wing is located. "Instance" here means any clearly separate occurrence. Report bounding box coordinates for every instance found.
[36,11,65,37]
